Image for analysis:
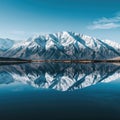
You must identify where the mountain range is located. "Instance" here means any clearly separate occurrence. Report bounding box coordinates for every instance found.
[0,31,120,60]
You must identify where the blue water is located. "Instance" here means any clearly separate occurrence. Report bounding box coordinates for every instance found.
[0,63,120,120]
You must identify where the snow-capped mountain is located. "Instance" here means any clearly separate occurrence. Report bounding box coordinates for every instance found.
[0,63,120,91]
[0,38,14,51]
[0,38,15,56]
[0,31,120,59]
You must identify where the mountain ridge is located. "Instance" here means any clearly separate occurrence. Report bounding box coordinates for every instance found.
[0,31,120,60]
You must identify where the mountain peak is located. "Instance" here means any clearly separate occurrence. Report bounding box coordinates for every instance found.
[0,38,14,51]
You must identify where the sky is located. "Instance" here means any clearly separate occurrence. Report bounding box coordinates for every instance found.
[0,0,120,43]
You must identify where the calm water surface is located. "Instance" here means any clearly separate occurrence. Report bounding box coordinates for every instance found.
[0,63,120,120]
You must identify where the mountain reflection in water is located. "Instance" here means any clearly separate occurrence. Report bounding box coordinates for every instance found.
[1,63,120,120]
[0,63,120,91]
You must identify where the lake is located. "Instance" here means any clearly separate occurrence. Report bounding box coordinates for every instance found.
[0,63,120,120]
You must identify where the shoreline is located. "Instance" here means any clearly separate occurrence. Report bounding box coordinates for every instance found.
[0,59,120,63]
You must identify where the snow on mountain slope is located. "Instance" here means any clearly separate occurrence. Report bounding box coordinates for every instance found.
[0,31,120,59]
[0,38,14,51]
[103,39,120,50]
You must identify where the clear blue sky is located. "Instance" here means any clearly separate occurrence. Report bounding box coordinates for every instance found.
[0,0,120,42]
